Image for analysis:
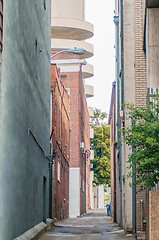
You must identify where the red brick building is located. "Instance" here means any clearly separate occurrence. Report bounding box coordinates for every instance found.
[51,54,90,217]
[50,64,70,220]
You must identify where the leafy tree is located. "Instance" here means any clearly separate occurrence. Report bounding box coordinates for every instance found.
[122,98,159,191]
[90,108,110,186]
[91,108,107,127]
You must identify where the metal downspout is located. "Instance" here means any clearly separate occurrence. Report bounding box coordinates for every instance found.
[113,82,117,222]
[114,12,123,225]
[120,0,124,226]
[49,91,54,219]
[132,122,136,233]
[49,156,53,218]
[114,14,120,223]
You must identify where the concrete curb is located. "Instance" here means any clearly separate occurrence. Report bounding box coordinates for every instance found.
[46,218,54,230]
[14,219,54,240]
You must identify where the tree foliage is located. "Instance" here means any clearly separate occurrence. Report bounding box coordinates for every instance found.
[122,98,159,191]
[91,108,107,127]
[90,108,110,186]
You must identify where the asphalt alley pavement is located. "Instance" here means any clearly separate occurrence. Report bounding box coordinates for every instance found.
[40,209,135,240]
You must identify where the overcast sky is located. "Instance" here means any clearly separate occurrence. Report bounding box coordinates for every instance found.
[85,0,115,115]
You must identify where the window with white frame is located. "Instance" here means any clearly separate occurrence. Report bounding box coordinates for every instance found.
[57,162,60,182]
[82,179,85,192]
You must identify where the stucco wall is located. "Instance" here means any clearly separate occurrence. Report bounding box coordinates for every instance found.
[0,1,51,239]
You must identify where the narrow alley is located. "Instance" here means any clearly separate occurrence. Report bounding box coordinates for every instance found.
[40,209,135,240]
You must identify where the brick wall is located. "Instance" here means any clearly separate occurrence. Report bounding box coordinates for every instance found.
[134,0,147,231]
[62,71,80,167]
[51,64,70,220]
[122,0,136,231]
[79,69,90,212]
[146,191,159,240]
[135,0,147,107]
[59,61,90,215]
[109,0,148,232]
[121,0,147,232]
[112,0,148,232]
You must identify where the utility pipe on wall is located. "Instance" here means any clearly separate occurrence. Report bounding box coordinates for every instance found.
[132,118,136,234]
[140,199,143,232]
[120,0,124,226]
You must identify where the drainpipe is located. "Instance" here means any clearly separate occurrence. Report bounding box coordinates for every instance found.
[114,12,123,225]
[113,82,117,222]
[140,200,143,232]
[132,118,136,234]
[49,90,55,219]
[84,152,87,213]
[120,0,124,109]
[120,0,124,226]
[132,149,136,233]
[49,154,53,218]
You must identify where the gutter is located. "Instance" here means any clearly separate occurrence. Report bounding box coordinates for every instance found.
[120,0,124,226]
[14,219,54,240]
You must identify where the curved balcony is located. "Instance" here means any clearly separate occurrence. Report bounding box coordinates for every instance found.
[88,106,94,118]
[85,84,94,98]
[82,64,94,79]
[51,39,94,59]
[51,18,94,41]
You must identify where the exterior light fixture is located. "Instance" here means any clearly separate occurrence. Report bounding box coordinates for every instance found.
[119,110,124,120]
[51,48,86,59]
[119,110,125,129]
[85,149,91,157]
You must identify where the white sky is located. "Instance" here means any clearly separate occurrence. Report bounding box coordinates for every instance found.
[85,0,115,114]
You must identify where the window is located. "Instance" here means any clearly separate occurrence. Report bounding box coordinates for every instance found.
[60,74,67,79]
[80,175,81,188]
[66,88,70,96]
[57,162,60,182]
[82,179,85,192]
[44,0,46,10]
